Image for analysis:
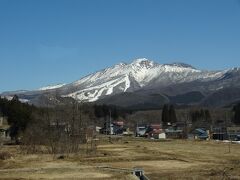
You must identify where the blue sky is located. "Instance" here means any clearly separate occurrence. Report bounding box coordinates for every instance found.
[0,0,240,92]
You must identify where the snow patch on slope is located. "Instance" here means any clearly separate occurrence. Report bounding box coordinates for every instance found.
[39,83,66,91]
[65,75,131,102]
[124,75,131,91]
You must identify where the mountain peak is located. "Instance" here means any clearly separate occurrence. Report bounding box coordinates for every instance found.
[131,58,157,68]
[132,58,149,63]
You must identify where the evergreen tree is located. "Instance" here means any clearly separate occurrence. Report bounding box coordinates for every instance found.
[0,95,34,141]
[110,106,118,119]
[205,109,212,123]
[162,104,169,126]
[169,105,177,123]
[233,103,240,125]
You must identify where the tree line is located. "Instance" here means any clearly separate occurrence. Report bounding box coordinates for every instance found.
[0,96,132,153]
[1,96,240,153]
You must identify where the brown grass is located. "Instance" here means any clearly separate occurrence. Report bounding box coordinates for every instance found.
[0,137,240,179]
[0,151,12,160]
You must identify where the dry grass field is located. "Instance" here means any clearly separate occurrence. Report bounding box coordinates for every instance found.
[1,137,240,180]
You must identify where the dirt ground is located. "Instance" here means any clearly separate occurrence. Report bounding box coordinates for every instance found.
[1,137,240,179]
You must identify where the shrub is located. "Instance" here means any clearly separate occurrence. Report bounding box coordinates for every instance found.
[0,151,12,160]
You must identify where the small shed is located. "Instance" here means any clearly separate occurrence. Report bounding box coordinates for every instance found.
[192,128,208,140]
[136,125,147,137]
[153,132,166,139]
[145,124,163,138]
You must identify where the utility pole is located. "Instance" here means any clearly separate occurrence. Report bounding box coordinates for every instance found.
[225,112,231,153]
[109,110,112,134]
[136,121,139,137]
[109,110,112,143]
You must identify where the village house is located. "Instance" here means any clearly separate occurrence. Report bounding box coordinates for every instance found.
[135,124,147,137]
[211,127,228,140]
[165,122,186,139]
[100,121,127,135]
[227,126,240,141]
[191,128,209,140]
[165,128,183,139]
[145,124,165,139]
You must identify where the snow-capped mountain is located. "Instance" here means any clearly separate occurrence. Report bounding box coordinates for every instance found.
[61,58,226,102]
[2,58,240,107]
